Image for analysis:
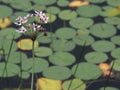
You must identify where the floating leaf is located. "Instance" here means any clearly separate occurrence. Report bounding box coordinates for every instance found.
[107,0,120,6]
[34,47,53,57]
[30,4,46,11]
[22,58,49,73]
[92,40,115,52]
[111,48,120,59]
[90,23,116,38]
[62,79,86,90]
[104,17,120,25]
[37,32,56,44]
[46,6,60,14]
[69,17,94,29]
[87,0,106,3]
[37,78,62,90]
[42,66,72,80]
[0,62,20,77]
[111,59,120,71]
[33,0,57,5]
[77,5,101,18]
[55,27,76,39]
[51,39,75,52]
[0,5,13,18]
[0,28,21,39]
[49,52,76,66]
[58,10,77,20]
[73,35,94,46]
[72,62,102,80]
[85,51,108,64]
[76,29,90,35]
[111,35,120,45]
[18,72,30,79]
[99,86,119,90]
[17,39,39,50]
[57,0,69,7]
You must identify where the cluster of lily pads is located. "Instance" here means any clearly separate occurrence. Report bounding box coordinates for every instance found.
[0,0,120,90]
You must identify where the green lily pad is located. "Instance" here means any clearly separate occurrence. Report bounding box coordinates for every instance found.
[77,5,101,18]
[76,29,90,36]
[37,32,56,44]
[46,6,60,14]
[33,0,57,5]
[85,51,108,64]
[72,62,102,80]
[49,52,75,66]
[73,35,95,46]
[92,40,115,52]
[18,72,30,79]
[69,17,94,29]
[104,17,120,25]
[0,28,21,39]
[55,27,76,39]
[22,58,49,73]
[34,47,53,57]
[6,52,27,63]
[90,23,116,38]
[111,59,120,71]
[51,39,75,52]
[107,0,120,6]
[0,62,20,77]
[62,79,86,90]
[58,10,77,20]
[111,35,120,45]
[99,87,119,90]
[0,5,13,18]
[57,0,69,7]
[87,0,106,3]
[42,66,72,80]
[111,48,120,59]
[30,4,46,11]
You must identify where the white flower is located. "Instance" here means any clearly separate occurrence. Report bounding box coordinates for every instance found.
[33,23,41,31]
[16,26,27,33]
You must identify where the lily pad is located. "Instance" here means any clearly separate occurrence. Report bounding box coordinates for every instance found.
[111,59,120,71]
[55,27,76,39]
[18,72,30,79]
[57,0,69,7]
[99,86,119,90]
[62,79,86,90]
[0,62,20,77]
[85,51,108,64]
[72,62,102,80]
[92,40,115,52]
[107,0,120,6]
[0,28,21,39]
[37,32,56,44]
[77,5,101,18]
[33,0,57,5]
[42,66,72,80]
[69,17,94,29]
[90,23,116,38]
[104,17,120,25]
[111,35,120,45]
[76,29,90,35]
[51,39,75,52]
[111,48,120,59]
[34,47,53,57]
[87,0,106,3]
[17,39,39,50]
[22,58,49,73]
[0,5,13,18]
[73,35,95,46]
[49,52,75,66]
[46,6,60,14]
[58,10,77,20]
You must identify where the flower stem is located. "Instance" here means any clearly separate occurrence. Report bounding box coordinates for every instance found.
[31,40,35,90]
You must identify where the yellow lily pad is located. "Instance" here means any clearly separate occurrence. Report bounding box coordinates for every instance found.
[36,78,62,90]
[0,17,11,28]
[17,39,39,50]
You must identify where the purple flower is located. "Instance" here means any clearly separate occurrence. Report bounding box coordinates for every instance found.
[16,26,27,33]
[33,23,41,31]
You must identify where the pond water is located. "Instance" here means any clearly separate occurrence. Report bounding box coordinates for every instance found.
[0,0,120,90]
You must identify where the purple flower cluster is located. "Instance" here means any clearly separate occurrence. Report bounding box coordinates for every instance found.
[15,11,49,34]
